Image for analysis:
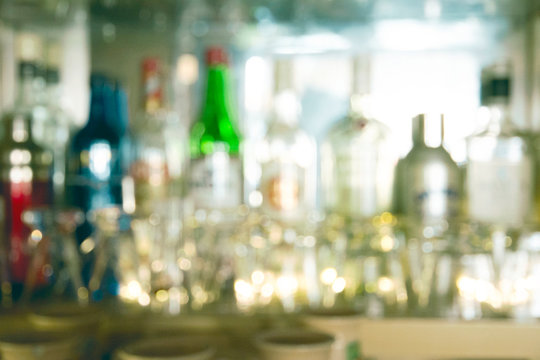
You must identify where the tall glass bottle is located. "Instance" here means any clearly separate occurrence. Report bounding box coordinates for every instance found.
[465,64,533,227]
[397,114,461,228]
[65,75,126,245]
[188,47,242,211]
[321,56,395,220]
[38,42,71,205]
[257,58,316,224]
[0,33,54,298]
[125,58,172,216]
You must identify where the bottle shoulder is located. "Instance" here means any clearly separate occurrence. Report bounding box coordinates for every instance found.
[402,145,457,167]
[325,113,389,143]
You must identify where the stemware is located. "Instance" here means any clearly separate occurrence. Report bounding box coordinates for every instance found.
[20,206,86,305]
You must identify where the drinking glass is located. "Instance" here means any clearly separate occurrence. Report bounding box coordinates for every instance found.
[87,206,138,302]
[130,198,188,314]
[343,213,408,317]
[233,211,320,313]
[20,206,87,305]
[183,206,248,312]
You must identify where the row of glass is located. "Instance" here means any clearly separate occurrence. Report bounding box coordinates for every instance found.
[4,203,539,321]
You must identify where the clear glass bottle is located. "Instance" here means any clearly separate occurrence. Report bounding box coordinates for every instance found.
[321,56,395,220]
[465,63,533,227]
[256,58,316,225]
[188,46,243,211]
[0,33,54,299]
[125,57,182,216]
[397,114,461,228]
[39,41,72,205]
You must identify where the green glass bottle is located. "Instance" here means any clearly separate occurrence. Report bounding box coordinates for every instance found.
[189,46,242,210]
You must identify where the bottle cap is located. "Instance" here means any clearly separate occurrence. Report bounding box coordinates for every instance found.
[481,62,511,104]
[142,57,160,73]
[205,46,228,66]
[413,113,444,148]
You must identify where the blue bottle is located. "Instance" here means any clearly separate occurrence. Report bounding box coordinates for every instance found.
[65,74,128,299]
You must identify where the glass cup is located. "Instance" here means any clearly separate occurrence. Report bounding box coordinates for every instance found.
[233,212,320,313]
[255,329,334,360]
[302,308,363,360]
[20,206,87,305]
[0,330,80,360]
[182,206,248,312]
[87,206,138,302]
[130,199,188,314]
[113,337,215,360]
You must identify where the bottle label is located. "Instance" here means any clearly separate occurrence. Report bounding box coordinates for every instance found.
[66,142,123,211]
[467,159,532,225]
[2,177,52,283]
[329,147,394,219]
[408,162,460,223]
[260,161,304,220]
[129,158,169,214]
[189,152,242,209]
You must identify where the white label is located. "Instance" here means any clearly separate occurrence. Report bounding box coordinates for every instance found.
[189,152,242,209]
[260,161,305,221]
[467,159,532,226]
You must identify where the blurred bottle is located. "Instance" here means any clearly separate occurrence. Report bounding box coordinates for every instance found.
[65,75,127,246]
[396,114,461,228]
[188,46,242,211]
[465,64,533,227]
[256,58,316,224]
[35,41,72,205]
[124,58,169,215]
[321,56,395,221]
[0,33,54,299]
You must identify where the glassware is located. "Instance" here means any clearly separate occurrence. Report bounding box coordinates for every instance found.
[20,206,86,304]
[130,199,188,315]
[125,58,185,216]
[233,212,320,313]
[302,309,363,360]
[65,74,127,247]
[0,33,54,301]
[188,46,243,211]
[345,214,408,317]
[113,337,215,360]
[321,55,395,221]
[0,330,80,360]
[465,63,534,228]
[256,58,316,225]
[396,114,461,231]
[87,206,137,302]
[255,329,334,360]
[183,206,248,312]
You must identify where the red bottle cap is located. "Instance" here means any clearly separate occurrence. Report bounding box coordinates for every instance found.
[142,57,160,73]
[206,46,228,66]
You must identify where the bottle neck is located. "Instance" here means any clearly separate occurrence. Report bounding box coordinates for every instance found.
[485,101,511,134]
[87,86,110,128]
[16,62,45,108]
[203,65,230,121]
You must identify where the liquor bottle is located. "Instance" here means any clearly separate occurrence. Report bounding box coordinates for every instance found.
[0,33,54,297]
[321,56,395,220]
[396,114,461,227]
[188,46,242,211]
[465,64,533,227]
[257,58,316,224]
[39,42,72,205]
[125,57,178,215]
[65,74,126,245]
